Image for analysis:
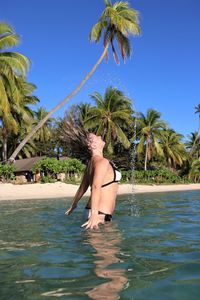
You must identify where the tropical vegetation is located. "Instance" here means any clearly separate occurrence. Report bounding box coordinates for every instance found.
[0,6,199,184]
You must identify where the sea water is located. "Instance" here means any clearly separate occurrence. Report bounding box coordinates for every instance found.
[0,190,200,299]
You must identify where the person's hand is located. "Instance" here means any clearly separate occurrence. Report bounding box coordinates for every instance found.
[81,213,104,229]
[65,204,76,215]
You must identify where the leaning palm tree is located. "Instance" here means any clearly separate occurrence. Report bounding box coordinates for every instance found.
[9,0,140,161]
[84,86,133,154]
[159,129,187,170]
[137,109,167,170]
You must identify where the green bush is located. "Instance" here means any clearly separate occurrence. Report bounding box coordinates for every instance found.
[60,158,85,174]
[32,157,85,182]
[121,168,183,184]
[0,163,16,182]
[41,175,57,183]
[32,158,61,178]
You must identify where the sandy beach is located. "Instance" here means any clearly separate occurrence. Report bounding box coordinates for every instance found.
[0,182,200,201]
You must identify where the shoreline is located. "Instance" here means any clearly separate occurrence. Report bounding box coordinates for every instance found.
[0,182,200,201]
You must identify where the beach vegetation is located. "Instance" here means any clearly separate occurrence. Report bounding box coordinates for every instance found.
[188,158,200,183]
[121,168,184,184]
[0,163,15,182]
[159,129,187,170]
[31,157,85,183]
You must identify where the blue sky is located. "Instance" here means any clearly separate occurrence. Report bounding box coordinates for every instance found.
[1,0,200,138]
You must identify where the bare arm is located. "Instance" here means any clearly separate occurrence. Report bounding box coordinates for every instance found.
[81,158,109,228]
[65,165,90,215]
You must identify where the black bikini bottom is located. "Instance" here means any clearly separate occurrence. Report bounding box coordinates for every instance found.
[85,207,112,222]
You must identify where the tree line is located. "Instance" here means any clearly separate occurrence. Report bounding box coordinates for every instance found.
[0,81,200,182]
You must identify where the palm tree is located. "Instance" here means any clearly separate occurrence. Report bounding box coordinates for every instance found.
[7,126,37,159]
[33,107,54,156]
[137,109,167,170]
[0,77,38,161]
[33,107,53,142]
[195,103,200,125]
[186,131,200,159]
[9,0,140,161]
[188,158,200,182]
[78,103,93,123]
[190,104,200,155]
[84,86,133,154]
[159,129,187,170]
[0,22,31,161]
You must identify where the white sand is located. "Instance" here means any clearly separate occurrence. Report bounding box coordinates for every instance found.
[0,182,200,201]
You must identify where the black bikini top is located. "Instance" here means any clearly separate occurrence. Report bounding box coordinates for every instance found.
[101,161,121,188]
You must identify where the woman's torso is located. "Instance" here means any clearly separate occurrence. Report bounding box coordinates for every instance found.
[86,158,120,214]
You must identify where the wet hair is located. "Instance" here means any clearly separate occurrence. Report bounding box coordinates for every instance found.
[59,115,92,163]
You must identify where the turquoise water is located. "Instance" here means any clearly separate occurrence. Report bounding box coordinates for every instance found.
[0,190,200,300]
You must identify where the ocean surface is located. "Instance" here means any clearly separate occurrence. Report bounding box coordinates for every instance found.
[0,190,200,300]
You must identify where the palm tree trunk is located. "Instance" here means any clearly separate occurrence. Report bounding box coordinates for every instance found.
[2,137,7,162]
[9,45,109,161]
[2,126,7,162]
[190,115,200,156]
[144,143,148,171]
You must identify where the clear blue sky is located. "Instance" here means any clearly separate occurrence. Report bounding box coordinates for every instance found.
[1,0,200,138]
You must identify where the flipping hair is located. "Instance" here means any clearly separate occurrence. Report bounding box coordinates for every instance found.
[59,115,92,163]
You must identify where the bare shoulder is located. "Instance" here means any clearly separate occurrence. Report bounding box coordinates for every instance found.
[93,157,109,169]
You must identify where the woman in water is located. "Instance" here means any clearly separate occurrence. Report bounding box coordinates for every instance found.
[64,127,121,229]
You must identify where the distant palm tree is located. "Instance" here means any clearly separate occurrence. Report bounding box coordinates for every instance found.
[78,103,93,123]
[186,131,200,159]
[195,103,200,136]
[7,127,37,159]
[137,109,167,170]
[33,107,53,142]
[188,158,200,182]
[84,86,133,154]
[190,104,200,156]
[9,0,140,161]
[33,107,54,156]
[159,129,187,170]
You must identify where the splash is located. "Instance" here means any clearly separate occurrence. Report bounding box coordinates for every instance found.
[129,111,140,216]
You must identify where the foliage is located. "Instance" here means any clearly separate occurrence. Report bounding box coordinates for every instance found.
[32,157,61,177]
[84,86,134,154]
[41,175,57,184]
[0,163,16,181]
[60,158,85,174]
[31,158,85,181]
[90,0,140,63]
[159,128,187,168]
[188,159,200,182]
[121,168,185,184]
[137,109,167,170]
[0,22,39,161]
